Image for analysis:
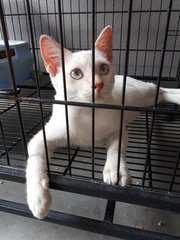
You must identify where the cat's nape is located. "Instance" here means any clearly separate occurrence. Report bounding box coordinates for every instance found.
[26,26,180,219]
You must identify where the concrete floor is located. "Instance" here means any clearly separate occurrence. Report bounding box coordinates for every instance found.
[0,180,180,240]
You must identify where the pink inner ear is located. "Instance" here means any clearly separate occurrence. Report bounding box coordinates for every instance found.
[95,26,113,63]
[40,35,68,77]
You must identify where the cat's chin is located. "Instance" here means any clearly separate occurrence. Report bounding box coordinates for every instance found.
[95,91,112,104]
[95,96,106,103]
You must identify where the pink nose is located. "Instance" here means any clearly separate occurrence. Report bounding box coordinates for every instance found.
[94,82,104,92]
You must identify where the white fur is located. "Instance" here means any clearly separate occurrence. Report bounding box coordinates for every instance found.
[26,49,180,219]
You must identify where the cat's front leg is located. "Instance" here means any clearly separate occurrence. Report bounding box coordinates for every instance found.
[103,128,132,186]
[26,121,66,219]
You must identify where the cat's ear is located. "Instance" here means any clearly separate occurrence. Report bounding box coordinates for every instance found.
[40,35,71,76]
[95,26,112,63]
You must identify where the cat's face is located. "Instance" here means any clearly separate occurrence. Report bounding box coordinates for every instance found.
[40,26,115,103]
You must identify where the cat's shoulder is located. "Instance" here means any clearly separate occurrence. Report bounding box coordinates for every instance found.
[113,75,136,90]
[114,75,142,85]
[114,75,156,90]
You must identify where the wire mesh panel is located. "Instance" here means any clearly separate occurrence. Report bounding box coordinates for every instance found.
[1,0,179,78]
[0,0,180,239]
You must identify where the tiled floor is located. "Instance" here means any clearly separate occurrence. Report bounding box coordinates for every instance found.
[0,180,180,240]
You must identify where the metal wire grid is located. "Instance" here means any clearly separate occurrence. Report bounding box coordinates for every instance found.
[0,82,180,195]
[1,0,179,79]
[0,1,180,239]
[0,0,179,188]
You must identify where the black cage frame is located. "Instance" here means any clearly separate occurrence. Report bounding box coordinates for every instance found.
[0,0,180,239]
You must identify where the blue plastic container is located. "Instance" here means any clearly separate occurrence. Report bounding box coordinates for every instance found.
[0,40,33,89]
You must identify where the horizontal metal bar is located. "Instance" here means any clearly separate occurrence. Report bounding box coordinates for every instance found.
[31,46,180,53]
[16,76,178,91]
[0,166,26,183]
[0,166,180,213]
[50,176,180,212]
[0,199,179,240]
[2,95,180,115]
[2,9,179,16]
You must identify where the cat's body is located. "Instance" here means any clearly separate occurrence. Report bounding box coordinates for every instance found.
[50,76,163,146]
[26,26,180,219]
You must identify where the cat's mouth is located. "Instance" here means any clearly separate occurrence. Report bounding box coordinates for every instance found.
[78,89,106,103]
[94,92,105,102]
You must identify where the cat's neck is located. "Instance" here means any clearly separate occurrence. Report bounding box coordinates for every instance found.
[54,91,114,104]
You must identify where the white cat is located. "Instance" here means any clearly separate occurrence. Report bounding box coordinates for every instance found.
[26,26,180,219]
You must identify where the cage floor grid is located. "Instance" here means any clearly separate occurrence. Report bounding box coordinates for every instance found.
[0,78,180,196]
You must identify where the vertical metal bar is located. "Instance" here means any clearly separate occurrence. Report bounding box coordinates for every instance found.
[0,0,28,158]
[134,0,143,76]
[23,0,30,43]
[103,0,106,28]
[169,15,180,190]
[121,1,133,105]
[168,146,180,192]
[153,0,173,106]
[151,0,163,78]
[95,0,97,39]
[57,0,71,176]
[14,102,28,158]
[7,0,16,39]
[0,1,17,92]
[177,59,180,83]
[142,0,152,77]
[61,0,66,44]
[142,0,173,188]
[91,0,96,180]
[63,148,79,176]
[15,0,23,40]
[117,0,133,180]
[168,15,180,80]
[25,0,50,173]
[70,0,74,50]
[86,0,89,49]
[0,120,10,166]
[145,112,153,189]
[78,0,81,49]
[118,0,124,74]
[104,200,116,223]
[30,0,40,68]
[54,0,58,41]
[37,0,44,69]
[111,0,115,31]
[45,0,51,34]
[38,0,43,35]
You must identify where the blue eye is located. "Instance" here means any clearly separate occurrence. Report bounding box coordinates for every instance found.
[70,68,83,80]
[99,64,109,75]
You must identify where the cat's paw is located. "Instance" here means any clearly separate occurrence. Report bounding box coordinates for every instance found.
[27,176,52,219]
[26,157,52,219]
[103,165,132,186]
[120,173,132,186]
[103,166,118,185]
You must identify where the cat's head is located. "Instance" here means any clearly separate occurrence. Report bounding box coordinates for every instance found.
[39,26,115,103]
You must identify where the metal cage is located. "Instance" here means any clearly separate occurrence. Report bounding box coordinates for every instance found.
[0,0,180,239]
